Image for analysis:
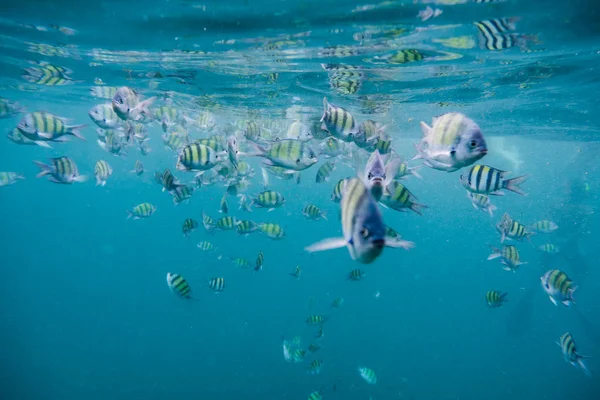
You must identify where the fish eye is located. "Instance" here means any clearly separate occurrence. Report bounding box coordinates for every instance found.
[469,139,477,148]
[368,172,373,179]
[360,228,369,237]
[296,158,301,163]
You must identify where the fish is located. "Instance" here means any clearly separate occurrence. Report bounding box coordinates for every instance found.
[93,160,112,186]
[315,161,336,183]
[557,332,591,377]
[202,212,216,234]
[331,297,344,308]
[250,139,318,171]
[287,120,313,142]
[306,177,414,264]
[307,359,323,375]
[302,204,327,221]
[34,157,87,184]
[290,265,301,279]
[529,220,559,233]
[220,195,228,214]
[541,269,577,307]
[88,103,123,129]
[354,120,384,151]
[127,203,156,219]
[467,192,497,217]
[306,315,327,325]
[346,268,365,281]
[485,291,507,308]
[176,143,221,172]
[358,367,377,384]
[363,150,398,201]
[131,160,144,175]
[18,111,86,146]
[197,241,215,251]
[254,251,264,272]
[166,273,193,300]
[460,165,528,196]
[394,161,423,180]
[258,222,285,239]
[252,190,285,211]
[226,136,241,169]
[320,97,358,142]
[380,180,427,216]
[208,277,225,292]
[0,172,25,186]
[0,98,23,118]
[331,178,348,203]
[182,218,199,237]
[7,127,36,145]
[496,213,533,243]
[539,243,560,254]
[414,113,487,172]
[90,86,118,99]
[171,185,194,205]
[487,244,526,272]
[111,86,156,121]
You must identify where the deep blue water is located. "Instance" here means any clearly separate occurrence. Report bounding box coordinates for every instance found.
[1,1,599,399]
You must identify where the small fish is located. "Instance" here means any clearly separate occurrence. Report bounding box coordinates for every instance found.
[315,326,324,339]
[487,244,526,272]
[539,243,560,254]
[226,135,241,169]
[346,268,365,281]
[496,213,532,243]
[307,389,323,400]
[94,160,112,186]
[292,348,307,363]
[363,150,398,201]
[18,111,86,146]
[384,49,425,64]
[0,98,22,118]
[34,157,87,184]
[202,212,216,234]
[394,161,422,180]
[231,257,250,269]
[307,359,323,375]
[331,297,344,308]
[308,343,321,353]
[166,272,193,300]
[177,143,221,172]
[414,113,487,172]
[315,161,335,183]
[171,185,194,205]
[467,191,497,217]
[112,86,156,121]
[216,216,237,230]
[302,204,327,221]
[460,165,528,196]
[161,168,184,193]
[90,86,118,99]
[380,180,427,216]
[306,315,327,325]
[320,97,358,142]
[127,203,156,219]
[358,367,377,384]
[287,120,313,142]
[250,139,318,171]
[220,195,228,214]
[354,120,384,150]
[197,241,215,251]
[282,338,293,363]
[131,160,144,175]
[290,265,301,279]
[208,277,225,292]
[182,218,199,237]
[319,137,347,158]
[308,178,414,263]
[558,332,591,377]
[88,103,122,129]
[258,222,285,239]
[529,220,558,233]
[541,269,577,307]
[0,172,25,186]
[485,290,507,308]
[331,178,348,203]
[252,190,285,211]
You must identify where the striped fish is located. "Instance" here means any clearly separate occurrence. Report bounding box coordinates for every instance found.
[182,218,199,237]
[307,177,414,264]
[320,97,358,142]
[461,165,528,196]
[94,160,112,186]
[34,156,87,184]
[131,160,144,176]
[171,185,194,205]
[529,220,558,233]
[290,265,301,279]
[386,49,424,64]
[558,333,591,376]
[331,178,348,203]
[415,113,487,172]
[307,359,323,375]
[252,190,285,210]
[251,139,317,171]
[306,315,327,325]
[346,269,365,281]
[485,291,507,308]
[90,86,118,99]
[197,241,215,251]
[202,212,216,234]
[208,277,225,292]
[307,390,323,400]
[539,243,560,254]
[22,63,74,85]
[236,220,258,236]
[231,257,250,269]
[18,111,86,145]
[88,103,122,129]
[380,180,427,215]
[467,191,497,218]
[166,273,193,300]
[354,120,384,151]
[258,222,285,239]
[127,203,156,219]
[216,216,237,230]
[487,244,526,272]
[319,136,347,158]
[496,213,532,243]
[177,143,221,172]
[474,18,522,51]
[358,367,377,384]
[0,98,22,119]
[0,171,25,186]
[302,204,327,221]
[7,127,36,145]
[254,251,264,272]
[112,86,156,121]
[315,161,335,183]
[541,269,577,307]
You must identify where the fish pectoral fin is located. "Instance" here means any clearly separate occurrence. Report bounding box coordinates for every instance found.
[385,238,415,250]
[549,296,558,306]
[305,237,347,253]
[35,140,52,148]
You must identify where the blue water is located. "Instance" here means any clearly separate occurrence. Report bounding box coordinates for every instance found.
[1,0,599,399]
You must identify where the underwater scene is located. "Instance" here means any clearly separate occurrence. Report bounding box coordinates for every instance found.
[1,0,599,399]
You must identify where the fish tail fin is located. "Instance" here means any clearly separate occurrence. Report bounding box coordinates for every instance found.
[411,165,423,179]
[410,202,427,216]
[503,174,529,196]
[578,358,591,377]
[68,124,87,140]
[488,204,497,218]
[126,210,133,220]
[500,292,508,302]
[487,244,501,260]
[33,161,51,178]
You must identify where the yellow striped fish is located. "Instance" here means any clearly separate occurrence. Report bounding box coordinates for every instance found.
[18,111,86,145]
[558,333,590,376]
[166,273,193,300]
[251,139,317,171]
[34,157,87,184]
[176,143,221,171]
[487,244,526,272]
[127,203,156,219]
[0,172,25,186]
[208,277,225,292]
[320,97,358,142]
[258,222,285,239]
[485,290,507,308]
[461,164,528,196]
[541,269,577,307]
[94,160,112,186]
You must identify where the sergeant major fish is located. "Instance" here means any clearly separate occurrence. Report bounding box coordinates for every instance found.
[112,86,156,121]
[557,332,591,377]
[18,111,86,147]
[461,164,528,196]
[34,156,87,184]
[321,97,358,142]
[306,177,414,264]
[541,269,577,307]
[413,113,487,172]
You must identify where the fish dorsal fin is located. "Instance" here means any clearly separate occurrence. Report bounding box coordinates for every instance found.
[420,121,432,138]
